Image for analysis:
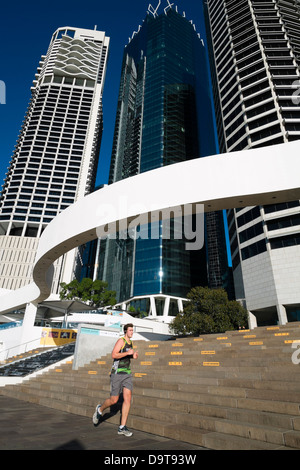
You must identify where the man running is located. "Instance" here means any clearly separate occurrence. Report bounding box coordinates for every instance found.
[92,323,138,436]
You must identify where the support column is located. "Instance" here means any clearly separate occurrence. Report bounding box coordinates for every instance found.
[248,310,257,330]
[19,302,38,354]
[178,298,184,313]
[150,296,156,317]
[163,296,170,317]
[276,304,288,325]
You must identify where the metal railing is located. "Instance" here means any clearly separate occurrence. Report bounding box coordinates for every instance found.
[0,335,48,363]
[0,321,23,331]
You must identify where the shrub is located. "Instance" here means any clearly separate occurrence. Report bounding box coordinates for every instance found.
[171,286,248,336]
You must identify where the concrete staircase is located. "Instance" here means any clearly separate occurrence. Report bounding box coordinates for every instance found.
[1,323,300,450]
[0,343,75,377]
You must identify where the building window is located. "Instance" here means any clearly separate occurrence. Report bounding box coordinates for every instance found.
[270,233,300,250]
[241,239,267,260]
[239,221,264,243]
[236,206,261,227]
[263,201,300,214]
[267,214,300,231]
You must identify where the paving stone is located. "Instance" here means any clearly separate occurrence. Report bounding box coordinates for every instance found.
[0,395,207,451]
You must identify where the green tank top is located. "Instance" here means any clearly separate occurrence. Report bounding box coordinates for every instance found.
[111,337,133,374]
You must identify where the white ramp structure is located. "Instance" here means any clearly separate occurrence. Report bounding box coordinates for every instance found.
[0,140,299,333]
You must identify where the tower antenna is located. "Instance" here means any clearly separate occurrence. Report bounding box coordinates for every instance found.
[164,0,174,14]
[148,0,161,17]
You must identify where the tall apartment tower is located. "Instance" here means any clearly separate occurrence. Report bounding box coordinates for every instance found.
[96,3,232,314]
[0,27,109,293]
[204,0,300,326]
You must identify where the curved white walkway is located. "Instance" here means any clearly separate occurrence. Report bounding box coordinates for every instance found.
[1,140,300,314]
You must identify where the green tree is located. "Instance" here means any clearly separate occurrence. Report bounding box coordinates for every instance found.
[171,286,248,336]
[59,278,116,308]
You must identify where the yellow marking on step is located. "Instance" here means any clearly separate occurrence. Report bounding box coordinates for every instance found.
[148,344,159,348]
[249,341,263,345]
[88,371,97,375]
[217,337,227,340]
[169,362,182,366]
[141,361,152,366]
[267,327,279,330]
[203,362,220,367]
[55,369,63,372]
[171,351,183,355]
[145,352,156,356]
[275,332,289,336]
[134,373,147,378]
[172,343,183,347]
[193,338,203,341]
[285,340,300,344]
[244,335,256,338]
[201,351,215,355]
[97,361,106,364]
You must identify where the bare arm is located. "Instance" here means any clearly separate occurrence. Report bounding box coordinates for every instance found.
[111,338,134,360]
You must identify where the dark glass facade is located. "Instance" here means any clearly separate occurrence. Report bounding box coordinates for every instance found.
[99,8,228,302]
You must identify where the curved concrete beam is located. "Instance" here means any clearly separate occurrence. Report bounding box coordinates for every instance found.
[0,140,300,313]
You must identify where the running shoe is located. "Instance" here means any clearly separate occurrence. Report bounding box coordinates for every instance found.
[118,425,133,437]
[92,404,102,426]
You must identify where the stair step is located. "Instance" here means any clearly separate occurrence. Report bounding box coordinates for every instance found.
[3,383,299,449]
[202,432,284,450]
[132,403,293,446]
[2,322,300,449]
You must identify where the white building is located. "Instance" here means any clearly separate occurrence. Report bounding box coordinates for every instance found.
[0,27,109,294]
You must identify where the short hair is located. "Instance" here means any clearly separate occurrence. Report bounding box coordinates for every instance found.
[124,323,133,333]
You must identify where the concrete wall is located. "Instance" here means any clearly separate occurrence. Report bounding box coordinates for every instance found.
[72,324,120,370]
[0,325,23,361]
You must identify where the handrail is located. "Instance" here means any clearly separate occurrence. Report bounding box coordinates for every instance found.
[0,335,48,362]
[0,321,23,331]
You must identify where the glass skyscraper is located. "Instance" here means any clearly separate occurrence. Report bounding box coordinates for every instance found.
[97,4,231,308]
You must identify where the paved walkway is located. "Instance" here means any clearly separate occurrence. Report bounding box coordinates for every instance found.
[0,395,207,453]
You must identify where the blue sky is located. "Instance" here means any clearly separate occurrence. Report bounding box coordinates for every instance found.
[0,0,206,187]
